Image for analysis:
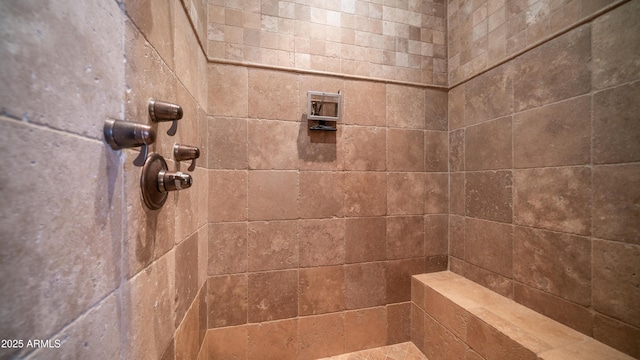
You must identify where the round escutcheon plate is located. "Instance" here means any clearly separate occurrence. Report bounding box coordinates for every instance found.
[140,153,168,210]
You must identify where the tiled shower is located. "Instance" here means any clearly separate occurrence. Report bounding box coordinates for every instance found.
[0,0,637,359]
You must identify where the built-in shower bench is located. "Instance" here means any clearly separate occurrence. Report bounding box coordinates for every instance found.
[411,271,633,360]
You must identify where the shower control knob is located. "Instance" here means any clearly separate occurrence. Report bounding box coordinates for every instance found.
[174,144,200,171]
[158,170,192,192]
[149,99,183,123]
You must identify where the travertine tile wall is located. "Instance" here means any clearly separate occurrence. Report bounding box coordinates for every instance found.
[447,0,625,85]
[206,0,448,85]
[203,64,449,358]
[0,1,125,358]
[447,0,640,357]
[123,0,209,359]
[1,0,209,359]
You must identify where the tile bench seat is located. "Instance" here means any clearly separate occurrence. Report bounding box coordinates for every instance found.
[411,271,633,360]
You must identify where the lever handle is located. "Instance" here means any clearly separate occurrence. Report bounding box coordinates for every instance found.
[103,119,156,150]
[158,170,193,192]
[174,144,200,171]
[149,99,183,123]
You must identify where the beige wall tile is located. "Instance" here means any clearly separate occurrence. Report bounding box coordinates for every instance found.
[344,172,387,216]
[248,119,299,169]
[387,216,425,260]
[209,170,248,222]
[342,125,387,170]
[298,313,345,360]
[425,173,449,214]
[514,96,591,168]
[388,172,426,215]
[298,218,346,267]
[411,304,426,353]
[592,0,640,89]
[387,302,412,344]
[345,262,387,309]
[124,20,178,127]
[450,173,466,216]
[207,274,247,328]
[174,1,201,102]
[0,1,124,138]
[209,117,248,169]
[248,220,299,271]
[448,85,466,129]
[175,293,201,360]
[248,171,298,220]
[26,293,122,360]
[465,116,512,170]
[387,85,426,129]
[513,227,591,305]
[344,80,387,126]
[248,69,299,120]
[0,120,122,353]
[345,307,388,352]
[513,167,590,235]
[449,129,465,172]
[299,171,344,218]
[592,240,640,328]
[513,24,590,111]
[208,222,247,275]
[465,170,513,223]
[593,164,640,245]
[175,233,200,327]
[387,128,425,171]
[593,82,640,165]
[593,314,640,359]
[386,258,425,303]
[208,64,248,117]
[123,252,176,359]
[345,217,387,263]
[464,64,513,125]
[425,214,449,257]
[299,266,345,315]
[206,326,247,359]
[248,270,298,322]
[425,131,449,172]
[247,319,298,360]
[464,218,513,277]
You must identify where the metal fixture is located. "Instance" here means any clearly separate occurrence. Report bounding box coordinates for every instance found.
[148,99,183,123]
[103,119,156,150]
[173,144,200,171]
[307,91,341,131]
[141,153,193,210]
[307,91,341,121]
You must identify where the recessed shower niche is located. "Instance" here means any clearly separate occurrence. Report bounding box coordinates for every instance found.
[307,91,341,131]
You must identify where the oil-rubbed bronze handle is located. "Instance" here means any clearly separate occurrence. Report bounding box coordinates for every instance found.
[158,170,192,192]
[148,99,183,123]
[103,119,156,150]
[173,144,200,171]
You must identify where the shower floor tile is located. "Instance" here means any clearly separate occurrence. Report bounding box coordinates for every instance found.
[318,341,428,360]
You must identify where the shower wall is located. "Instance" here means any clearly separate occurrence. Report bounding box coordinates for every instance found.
[122,0,209,359]
[447,0,640,357]
[0,1,125,358]
[446,0,627,84]
[203,64,449,358]
[206,0,447,85]
[1,0,210,359]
